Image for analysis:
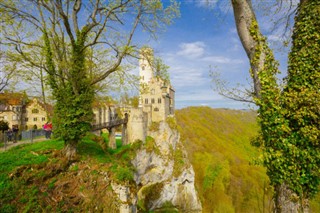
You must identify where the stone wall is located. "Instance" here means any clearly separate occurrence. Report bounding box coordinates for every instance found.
[126,108,148,143]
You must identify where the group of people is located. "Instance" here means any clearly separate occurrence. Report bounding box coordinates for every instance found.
[43,122,52,139]
[6,125,19,143]
[5,122,53,143]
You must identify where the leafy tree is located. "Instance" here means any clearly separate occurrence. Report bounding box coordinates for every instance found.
[0,120,9,133]
[230,0,319,211]
[0,0,179,159]
[0,52,17,92]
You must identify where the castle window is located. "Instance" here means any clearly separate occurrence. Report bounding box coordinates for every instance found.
[151,98,155,104]
[158,98,162,104]
[32,109,39,114]
[154,107,159,112]
[42,117,46,121]
[33,117,37,121]
[145,98,148,104]
[25,117,28,122]
[3,115,7,120]
[12,115,17,121]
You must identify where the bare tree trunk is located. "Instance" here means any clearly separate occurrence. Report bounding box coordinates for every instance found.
[63,142,77,160]
[275,183,309,213]
[231,0,268,99]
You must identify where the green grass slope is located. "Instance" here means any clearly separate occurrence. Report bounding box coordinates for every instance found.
[0,134,139,212]
[176,106,320,213]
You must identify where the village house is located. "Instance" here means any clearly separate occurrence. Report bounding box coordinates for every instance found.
[0,93,52,130]
[24,98,53,130]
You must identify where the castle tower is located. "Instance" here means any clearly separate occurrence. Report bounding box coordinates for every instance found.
[139,47,154,85]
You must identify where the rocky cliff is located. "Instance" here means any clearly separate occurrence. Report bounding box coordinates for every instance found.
[113,118,202,212]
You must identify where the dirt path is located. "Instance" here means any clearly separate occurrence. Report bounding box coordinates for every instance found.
[0,138,46,152]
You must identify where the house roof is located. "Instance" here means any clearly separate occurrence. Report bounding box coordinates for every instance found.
[0,92,26,106]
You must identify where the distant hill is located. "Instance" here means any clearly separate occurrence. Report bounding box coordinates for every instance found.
[176,106,320,212]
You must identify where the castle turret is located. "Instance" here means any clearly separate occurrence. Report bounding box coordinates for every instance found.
[139,47,154,85]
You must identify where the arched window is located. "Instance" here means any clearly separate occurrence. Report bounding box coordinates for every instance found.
[154,107,159,112]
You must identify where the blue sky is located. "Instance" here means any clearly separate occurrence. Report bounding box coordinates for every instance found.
[137,0,295,109]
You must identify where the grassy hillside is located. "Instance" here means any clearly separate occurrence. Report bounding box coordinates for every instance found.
[176,106,320,213]
[0,134,139,212]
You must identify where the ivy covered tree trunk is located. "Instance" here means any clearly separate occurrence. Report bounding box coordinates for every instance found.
[276,0,319,211]
[44,30,94,160]
[231,0,319,212]
[53,38,94,159]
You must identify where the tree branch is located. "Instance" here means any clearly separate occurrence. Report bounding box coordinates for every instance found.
[90,1,142,85]
[54,0,75,46]
[72,0,82,33]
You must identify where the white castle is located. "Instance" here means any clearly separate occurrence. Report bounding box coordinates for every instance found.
[92,47,175,145]
[125,47,175,143]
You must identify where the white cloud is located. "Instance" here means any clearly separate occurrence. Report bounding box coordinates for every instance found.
[176,90,222,101]
[177,41,205,58]
[202,56,244,64]
[170,66,206,88]
[193,0,218,9]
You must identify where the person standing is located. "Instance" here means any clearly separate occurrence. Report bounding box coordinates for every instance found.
[12,125,19,143]
[47,122,52,139]
[43,122,49,139]
[6,128,13,142]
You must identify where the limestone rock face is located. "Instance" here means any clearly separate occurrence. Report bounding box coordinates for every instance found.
[132,120,202,212]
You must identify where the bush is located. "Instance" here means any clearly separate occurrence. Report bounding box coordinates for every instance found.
[149,122,160,132]
[114,166,134,182]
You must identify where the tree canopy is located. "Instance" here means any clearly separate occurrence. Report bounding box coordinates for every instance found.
[0,0,179,158]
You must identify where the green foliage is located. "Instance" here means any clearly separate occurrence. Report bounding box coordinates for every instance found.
[149,122,160,132]
[203,164,222,191]
[0,120,9,132]
[144,136,161,156]
[111,166,134,182]
[249,0,320,201]
[172,147,184,178]
[159,201,179,213]
[145,136,155,152]
[138,182,164,211]
[176,107,273,212]
[166,116,177,130]
[154,57,170,84]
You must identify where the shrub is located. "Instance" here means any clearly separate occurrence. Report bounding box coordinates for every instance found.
[149,122,160,132]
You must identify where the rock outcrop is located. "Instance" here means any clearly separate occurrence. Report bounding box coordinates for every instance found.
[132,119,202,212]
